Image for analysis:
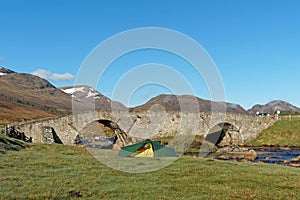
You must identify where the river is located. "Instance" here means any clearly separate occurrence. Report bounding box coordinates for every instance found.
[185,147,300,167]
[253,148,300,166]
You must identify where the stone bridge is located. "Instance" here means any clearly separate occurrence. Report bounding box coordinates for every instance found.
[14,110,276,146]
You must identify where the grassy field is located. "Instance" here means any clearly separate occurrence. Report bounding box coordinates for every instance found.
[248,120,300,147]
[1,135,300,200]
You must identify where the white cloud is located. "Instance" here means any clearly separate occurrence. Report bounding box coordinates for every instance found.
[32,69,74,82]
[32,69,51,80]
[51,72,74,81]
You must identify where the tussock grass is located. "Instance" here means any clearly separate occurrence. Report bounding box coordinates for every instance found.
[0,143,299,199]
[0,134,27,154]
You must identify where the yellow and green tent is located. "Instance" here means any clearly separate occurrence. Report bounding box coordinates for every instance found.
[118,139,177,157]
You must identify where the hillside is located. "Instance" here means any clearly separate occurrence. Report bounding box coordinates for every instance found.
[0,67,72,123]
[6,66,300,124]
[248,100,300,115]
[248,119,300,147]
[0,67,129,124]
[132,94,248,114]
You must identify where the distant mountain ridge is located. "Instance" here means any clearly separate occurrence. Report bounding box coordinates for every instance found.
[131,94,248,114]
[1,66,300,124]
[247,100,300,115]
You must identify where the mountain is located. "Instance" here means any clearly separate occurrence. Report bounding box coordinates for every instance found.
[0,66,72,123]
[0,66,129,124]
[247,100,300,115]
[131,94,248,114]
[0,67,15,75]
[4,66,280,125]
[60,85,127,111]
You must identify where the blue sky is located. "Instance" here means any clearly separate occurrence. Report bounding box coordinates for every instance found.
[1,0,300,109]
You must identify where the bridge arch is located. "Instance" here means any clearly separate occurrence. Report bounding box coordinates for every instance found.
[80,119,116,138]
[78,117,133,149]
[205,121,242,146]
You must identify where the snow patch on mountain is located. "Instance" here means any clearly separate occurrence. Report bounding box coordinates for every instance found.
[86,88,99,98]
[61,87,85,95]
[0,66,15,75]
[60,86,104,100]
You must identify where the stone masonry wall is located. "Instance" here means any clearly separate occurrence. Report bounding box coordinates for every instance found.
[15,110,276,145]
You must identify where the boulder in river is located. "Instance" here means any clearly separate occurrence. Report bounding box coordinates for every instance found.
[290,156,300,163]
[283,160,290,164]
[244,149,257,161]
[289,163,300,168]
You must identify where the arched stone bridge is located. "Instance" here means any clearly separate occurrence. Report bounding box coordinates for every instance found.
[15,110,276,146]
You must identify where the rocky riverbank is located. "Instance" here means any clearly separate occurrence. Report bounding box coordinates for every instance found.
[210,145,300,168]
[214,146,258,162]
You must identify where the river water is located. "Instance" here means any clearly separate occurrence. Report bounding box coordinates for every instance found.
[185,148,300,167]
[253,148,300,166]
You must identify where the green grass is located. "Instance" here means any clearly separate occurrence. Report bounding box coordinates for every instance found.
[248,120,300,147]
[0,142,300,199]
